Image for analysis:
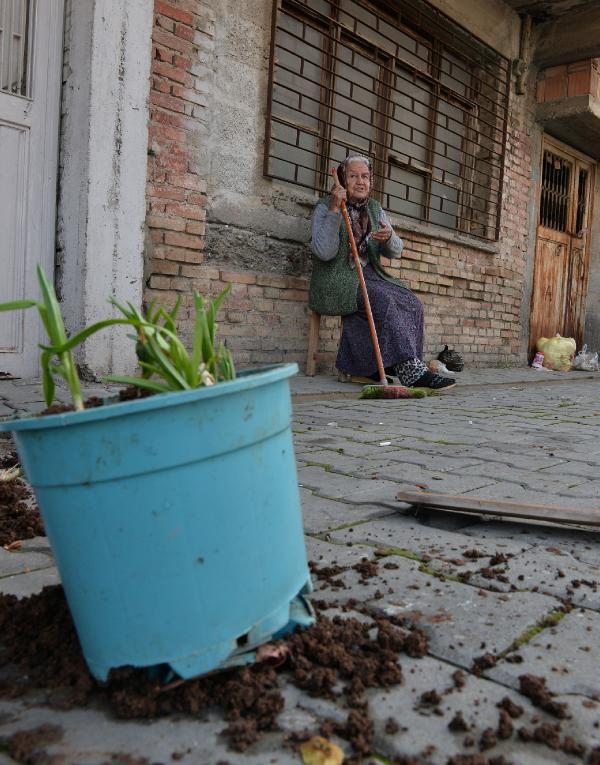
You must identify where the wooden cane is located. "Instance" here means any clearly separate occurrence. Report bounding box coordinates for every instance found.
[332,168,387,385]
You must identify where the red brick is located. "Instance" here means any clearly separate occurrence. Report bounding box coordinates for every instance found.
[153,27,194,55]
[153,60,193,86]
[165,203,206,220]
[149,258,179,276]
[155,1,194,25]
[149,275,171,289]
[167,173,206,192]
[150,90,186,114]
[174,23,195,42]
[165,231,204,249]
[147,215,187,232]
[186,221,205,235]
[149,124,186,143]
[147,184,186,202]
[220,270,257,285]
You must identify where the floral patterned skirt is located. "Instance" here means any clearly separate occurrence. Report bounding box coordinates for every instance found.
[336,264,424,377]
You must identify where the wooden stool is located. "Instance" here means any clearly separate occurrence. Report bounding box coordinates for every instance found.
[306,311,337,376]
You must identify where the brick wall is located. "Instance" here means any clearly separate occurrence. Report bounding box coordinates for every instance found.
[145,0,315,369]
[145,1,535,373]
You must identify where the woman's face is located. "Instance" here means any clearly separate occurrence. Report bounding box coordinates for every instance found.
[345,161,371,202]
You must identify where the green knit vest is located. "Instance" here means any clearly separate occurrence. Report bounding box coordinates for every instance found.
[309,196,409,316]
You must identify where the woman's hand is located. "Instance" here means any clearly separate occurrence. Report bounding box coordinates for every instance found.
[329,184,346,212]
[372,219,392,242]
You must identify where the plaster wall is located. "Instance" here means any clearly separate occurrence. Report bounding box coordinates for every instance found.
[427,0,520,60]
[57,0,153,376]
[199,0,313,279]
[535,6,600,67]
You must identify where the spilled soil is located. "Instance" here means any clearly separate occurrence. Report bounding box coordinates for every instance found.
[0,558,593,764]
[0,581,427,763]
[0,451,43,547]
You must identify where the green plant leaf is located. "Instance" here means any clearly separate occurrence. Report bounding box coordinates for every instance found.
[102,375,173,393]
[40,351,55,407]
[0,299,38,311]
[37,265,67,345]
[146,333,190,389]
[41,318,133,353]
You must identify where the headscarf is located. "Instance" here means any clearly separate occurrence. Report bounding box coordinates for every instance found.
[337,155,374,267]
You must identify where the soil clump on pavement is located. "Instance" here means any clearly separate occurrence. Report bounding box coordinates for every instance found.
[0,451,43,546]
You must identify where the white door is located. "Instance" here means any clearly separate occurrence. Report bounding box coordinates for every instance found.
[0,0,64,377]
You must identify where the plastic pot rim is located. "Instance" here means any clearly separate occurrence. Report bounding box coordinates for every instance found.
[0,362,298,433]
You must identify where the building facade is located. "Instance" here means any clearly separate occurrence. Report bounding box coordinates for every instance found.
[2,0,600,377]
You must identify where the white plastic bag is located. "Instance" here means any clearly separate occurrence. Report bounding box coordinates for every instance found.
[572,344,599,372]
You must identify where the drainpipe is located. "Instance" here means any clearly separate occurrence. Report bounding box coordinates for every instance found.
[513,14,533,95]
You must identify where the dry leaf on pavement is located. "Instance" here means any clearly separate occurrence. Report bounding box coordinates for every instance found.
[299,736,344,765]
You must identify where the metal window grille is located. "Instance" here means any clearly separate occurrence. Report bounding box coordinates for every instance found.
[0,0,34,98]
[264,0,510,241]
[539,150,572,232]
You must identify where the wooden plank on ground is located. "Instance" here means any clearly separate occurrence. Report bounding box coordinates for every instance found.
[395,490,600,528]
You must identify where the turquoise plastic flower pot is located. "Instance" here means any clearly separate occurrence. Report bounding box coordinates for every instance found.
[0,363,313,680]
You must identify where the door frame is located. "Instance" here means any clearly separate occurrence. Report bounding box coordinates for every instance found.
[528,132,596,356]
[0,0,65,377]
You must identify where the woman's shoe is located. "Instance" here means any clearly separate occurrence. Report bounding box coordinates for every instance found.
[413,370,456,390]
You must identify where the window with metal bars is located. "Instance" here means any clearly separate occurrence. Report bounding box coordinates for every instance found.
[264,0,510,241]
[0,0,34,98]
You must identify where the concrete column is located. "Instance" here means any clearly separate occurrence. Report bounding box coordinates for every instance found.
[57,0,153,376]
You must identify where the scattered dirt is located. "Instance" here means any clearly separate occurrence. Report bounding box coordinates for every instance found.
[40,396,105,416]
[497,697,523,719]
[0,456,43,547]
[518,674,569,719]
[478,728,497,751]
[488,553,510,566]
[472,653,497,676]
[496,710,513,740]
[448,711,469,732]
[353,558,379,581]
[0,586,426,759]
[419,689,442,706]
[118,386,155,402]
[463,549,485,560]
[2,723,63,762]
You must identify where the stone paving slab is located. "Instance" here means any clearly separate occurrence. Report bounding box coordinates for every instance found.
[463,520,600,566]
[0,700,305,765]
[304,535,377,568]
[297,465,404,503]
[367,653,588,765]
[463,547,600,611]
[309,552,561,671]
[0,547,54,578]
[0,566,60,598]
[452,461,590,492]
[327,514,531,565]
[485,607,600,699]
[299,488,395,533]
[459,480,600,507]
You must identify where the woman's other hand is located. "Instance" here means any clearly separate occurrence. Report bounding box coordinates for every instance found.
[372,218,392,242]
[329,184,346,212]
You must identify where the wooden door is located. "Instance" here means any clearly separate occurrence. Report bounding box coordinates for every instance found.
[529,136,595,357]
[0,0,64,377]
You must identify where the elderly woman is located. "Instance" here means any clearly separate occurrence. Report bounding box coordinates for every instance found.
[309,155,455,390]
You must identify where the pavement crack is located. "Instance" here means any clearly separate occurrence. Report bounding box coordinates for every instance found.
[499,607,567,660]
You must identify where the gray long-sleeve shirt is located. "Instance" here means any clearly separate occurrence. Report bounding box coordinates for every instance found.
[310,201,404,263]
